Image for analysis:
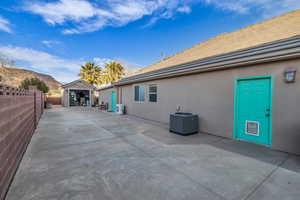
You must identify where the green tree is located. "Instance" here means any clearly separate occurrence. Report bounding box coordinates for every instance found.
[101,61,125,84]
[79,62,102,85]
[19,78,49,93]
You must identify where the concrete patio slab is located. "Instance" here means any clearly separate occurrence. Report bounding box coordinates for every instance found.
[247,156,300,200]
[6,107,300,200]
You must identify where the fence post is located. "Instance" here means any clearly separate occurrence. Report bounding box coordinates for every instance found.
[29,86,37,129]
[41,93,43,114]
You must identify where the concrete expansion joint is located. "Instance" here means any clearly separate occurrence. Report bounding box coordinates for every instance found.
[116,134,229,200]
[32,141,130,173]
[155,157,228,200]
[37,136,121,153]
[243,155,291,200]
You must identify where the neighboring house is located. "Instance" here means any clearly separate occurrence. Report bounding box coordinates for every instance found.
[99,9,300,155]
[61,80,96,107]
[97,85,118,112]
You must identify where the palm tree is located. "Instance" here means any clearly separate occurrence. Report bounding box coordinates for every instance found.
[79,62,102,85]
[101,61,125,84]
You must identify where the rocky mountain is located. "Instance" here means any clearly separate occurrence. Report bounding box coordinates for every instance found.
[0,66,62,96]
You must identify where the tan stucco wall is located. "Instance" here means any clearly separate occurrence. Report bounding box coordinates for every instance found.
[62,89,68,107]
[120,58,300,154]
[99,88,117,110]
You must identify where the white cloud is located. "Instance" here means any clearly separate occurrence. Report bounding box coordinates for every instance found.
[93,57,112,66]
[42,40,61,48]
[24,0,300,34]
[25,0,193,34]
[0,16,12,33]
[177,6,192,14]
[203,0,300,17]
[0,45,141,82]
[26,0,98,25]
[0,45,84,82]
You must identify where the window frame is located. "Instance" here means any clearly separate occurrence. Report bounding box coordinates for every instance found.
[133,85,146,102]
[148,84,158,103]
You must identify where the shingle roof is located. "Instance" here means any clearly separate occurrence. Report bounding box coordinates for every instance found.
[116,35,300,86]
[61,79,96,89]
[136,9,300,75]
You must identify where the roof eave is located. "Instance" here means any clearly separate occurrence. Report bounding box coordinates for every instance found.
[97,84,115,91]
[115,35,300,86]
[62,79,96,89]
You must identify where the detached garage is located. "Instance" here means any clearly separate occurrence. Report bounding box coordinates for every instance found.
[61,80,96,107]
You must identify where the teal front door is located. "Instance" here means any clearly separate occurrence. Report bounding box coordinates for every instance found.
[111,91,117,112]
[235,76,272,146]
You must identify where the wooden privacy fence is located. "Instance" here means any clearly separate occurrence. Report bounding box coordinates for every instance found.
[47,97,62,105]
[0,85,44,200]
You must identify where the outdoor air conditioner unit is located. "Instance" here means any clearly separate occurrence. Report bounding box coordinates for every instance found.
[170,112,199,135]
[116,104,125,115]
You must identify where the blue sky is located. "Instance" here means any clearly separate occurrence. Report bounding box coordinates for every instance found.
[0,0,299,83]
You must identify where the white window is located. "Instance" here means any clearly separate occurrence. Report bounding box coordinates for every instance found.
[148,84,157,102]
[134,85,145,102]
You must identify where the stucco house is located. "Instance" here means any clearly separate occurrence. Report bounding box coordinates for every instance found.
[97,84,117,111]
[98,9,300,154]
[61,80,96,107]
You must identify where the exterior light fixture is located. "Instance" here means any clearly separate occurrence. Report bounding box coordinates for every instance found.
[284,68,297,83]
